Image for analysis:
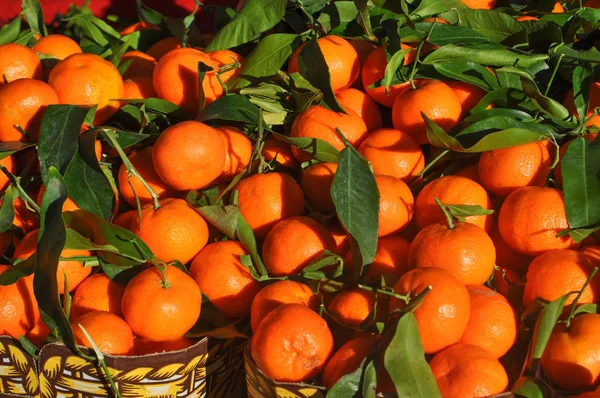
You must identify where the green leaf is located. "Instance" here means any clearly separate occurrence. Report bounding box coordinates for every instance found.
[573,303,597,317]
[235,210,269,280]
[317,1,359,32]
[384,312,442,398]
[121,98,190,120]
[433,61,497,91]
[423,44,549,68]
[135,0,165,25]
[0,186,16,233]
[21,0,47,37]
[273,133,340,163]
[100,129,149,149]
[327,359,366,397]
[0,16,22,45]
[512,379,546,398]
[64,228,120,253]
[550,43,600,63]
[37,105,89,185]
[205,0,288,51]
[520,20,562,50]
[0,142,36,160]
[398,23,491,46]
[361,360,377,398]
[196,205,240,239]
[197,95,260,124]
[120,29,170,52]
[354,0,376,40]
[0,256,36,286]
[562,138,600,230]
[383,48,412,89]
[445,204,494,222]
[573,65,593,122]
[440,9,526,45]
[412,0,466,18]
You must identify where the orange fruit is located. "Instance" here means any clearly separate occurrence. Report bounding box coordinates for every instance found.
[553,1,565,12]
[121,51,156,78]
[288,36,360,92]
[0,265,39,339]
[336,88,383,132]
[358,128,425,181]
[49,53,124,124]
[146,37,182,60]
[489,224,532,276]
[261,137,299,169]
[262,216,336,276]
[153,47,223,114]
[300,162,338,212]
[234,172,305,239]
[72,310,134,355]
[459,285,517,358]
[32,34,82,60]
[409,221,496,285]
[129,198,209,264]
[250,280,317,332]
[152,120,226,191]
[118,146,179,208]
[460,0,496,9]
[26,317,50,347]
[36,185,80,213]
[430,344,509,397]
[113,209,137,229]
[71,273,126,320]
[328,288,375,327]
[251,303,334,382]
[190,240,261,319]
[392,79,462,144]
[0,43,42,83]
[216,126,252,182]
[516,15,540,21]
[361,46,414,107]
[415,175,493,232]
[389,267,470,354]
[206,49,244,83]
[563,82,600,128]
[122,75,157,100]
[290,105,368,162]
[0,155,15,190]
[14,229,92,294]
[446,80,486,113]
[134,336,194,355]
[0,231,14,257]
[322,336,377,388]
[0,78,59,142]
[119,21,159,36]
[498,187,574,256]
[523,249,599,308]
[570,387,600,398]
[454,162,482,183]
[492,266,520,298]
[541,313,600,391]
[122,265,201,341]
[326,222,350,256]
[376,174,414,237]
[363,234,411,285]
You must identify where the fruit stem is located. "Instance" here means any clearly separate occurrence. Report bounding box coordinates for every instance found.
[408,18,437,90]
[543,54,563,97]
[0,165,41,214]
[404,285,432,313]
[358,284,412,303]
[565,266,598,329]
[150,257,172,289]
[409,149,449,185]
[435,198,455,229]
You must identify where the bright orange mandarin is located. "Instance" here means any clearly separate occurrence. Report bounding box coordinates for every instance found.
[516,15,540,21]
[0,155,15,190]
[14,229,92,294]
[146,37,182,60]
[49,53,124,124]
[542,314,600,391]
[290,105,368,162]
[118,146,179,208]
[392,79,462,144]
[415,175,493,232]
[409,221,496,285]
[326,222,350,255]
[134,336,194,355]
[430,344,509,397]
[0,43,42,83]
[122,75,157,100]
[234,172,305,239]
[459,285,517,358]
[498,187,574,256]
[322,336,377,388]
[0,78,59,142]
[376,174,414,237]
[26,317,50,347]
[0,265,39,339]
[488,223,532,276]
[460,0,496,9]
[362,46,413,107]
[32,34,82,60]
[390,267,471,354]
[364,234,411,285]
[129,198,209,264]
[113,209,136,229]
[553,1,565,12]
[119,21,159,36]
[492,266,519,298]
[261,137,299,169]
[358,128,425,181]
[122,265,201,342]
[121,51,156,78]
[152,120,226,191]
[250,280,317,332]
[446,81,487,113]
[262,216,336,276]
[336,88,383,132]
[328,288,375,327]
[288,35,359,92]
[153,48,222,114]
[206,49,244,83]
[216,126,252,182]
[190,240,261,319]
[300,162,338,212]
[563,82,600,128]
[251,303,334,382]
[71,273,126,320]
[523,249,599,308]
[72,311,134,355]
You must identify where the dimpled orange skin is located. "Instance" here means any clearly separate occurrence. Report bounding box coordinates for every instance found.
[122,265,201,342]
[122,75,157,100]
[446,81,487,113]
[488,223,532,276]
[262,216,337,276]
[376,175,415,237]
[234,172,305,239]
[146,37,182,60]
[261,137,299,169]
[14,229,92,294]
[430,344,509,397]
[70,273,126,320]
[0,43,42,83]
[361,46,413,108]
[251,303,334,382]
[216,126,252,182]
[288,35,360,92]
[328,288,375,327]
[0,265,39,339]
[0,78,59,142]
[389,267,471,354]
[32,34,82,60]
[49,53,124,124]
[498,187,574,256]
[129,198,209,264]
[250,280,317,332]
[121,51,157,78]
[190,240,261,319]
[300,162,338,212]
[563,82,600,128]
[336,88,383,132]
[290,105,368,162]
[206,49,244,83]
[72,311,134,355]
[415,175,493,232]
[358,128,425,181]
[542,314,600,391]
[152,121,226,191]
[523,249,599,308]
[322,336,377,388]
[392,79,462,144]
[409,222,496,286]
[153,48,222,114]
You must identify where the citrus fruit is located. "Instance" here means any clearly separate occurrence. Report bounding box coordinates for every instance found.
[261,137,299,169]
[446,80,486,113]
[375,174,414,237]
[120,51,157,78]
[32,34,82,60]
[146,37,182,60]
[0,155,15,190]
[206,49,244,83]
[563,82,600,128]
[0,265,39,339]
[364,234,411,285]
[460,0,496,9]
[336,88,383,132]
[0,43,42,83]
[488,223,532,276]
[361,46,413,107]
[122,75,157,100]
[71,273,126,320]
[216,126,252,182]
[322,336,377,388]
[72,310,134,356]
[300,162,338,212]
[328,288,375,327]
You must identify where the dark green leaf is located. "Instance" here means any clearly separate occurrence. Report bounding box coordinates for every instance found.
[520,20,562,50]
[423,44,549,68]
[197,61,214,113]
[197,95,260,124]
[0,17,22,45]
[135,0,165,25]
[433,61,497,91]
[121,98,190,120]
[573,65,593,122]
[0,142,36,160]
[0,186,16,233]
[235,210,268,280]
[317,1,358,32]
[100,129,149,150]
[383,48,411,89]
[398,23,491,46]
[273,133,340,163]
[354,0,376,40]
[196,205,239,239]
[0,256,36,285]
[550,44,600,63]
[22,0,47,37]
[327,359,366,397]
[412,0,466,19]
[120,29,170,52]
[445,204,494,221]
[440,9,526,45]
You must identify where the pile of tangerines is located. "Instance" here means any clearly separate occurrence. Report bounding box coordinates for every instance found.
[0,0,599,397]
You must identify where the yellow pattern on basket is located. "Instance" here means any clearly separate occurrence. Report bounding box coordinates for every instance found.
[0,339,39,396]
